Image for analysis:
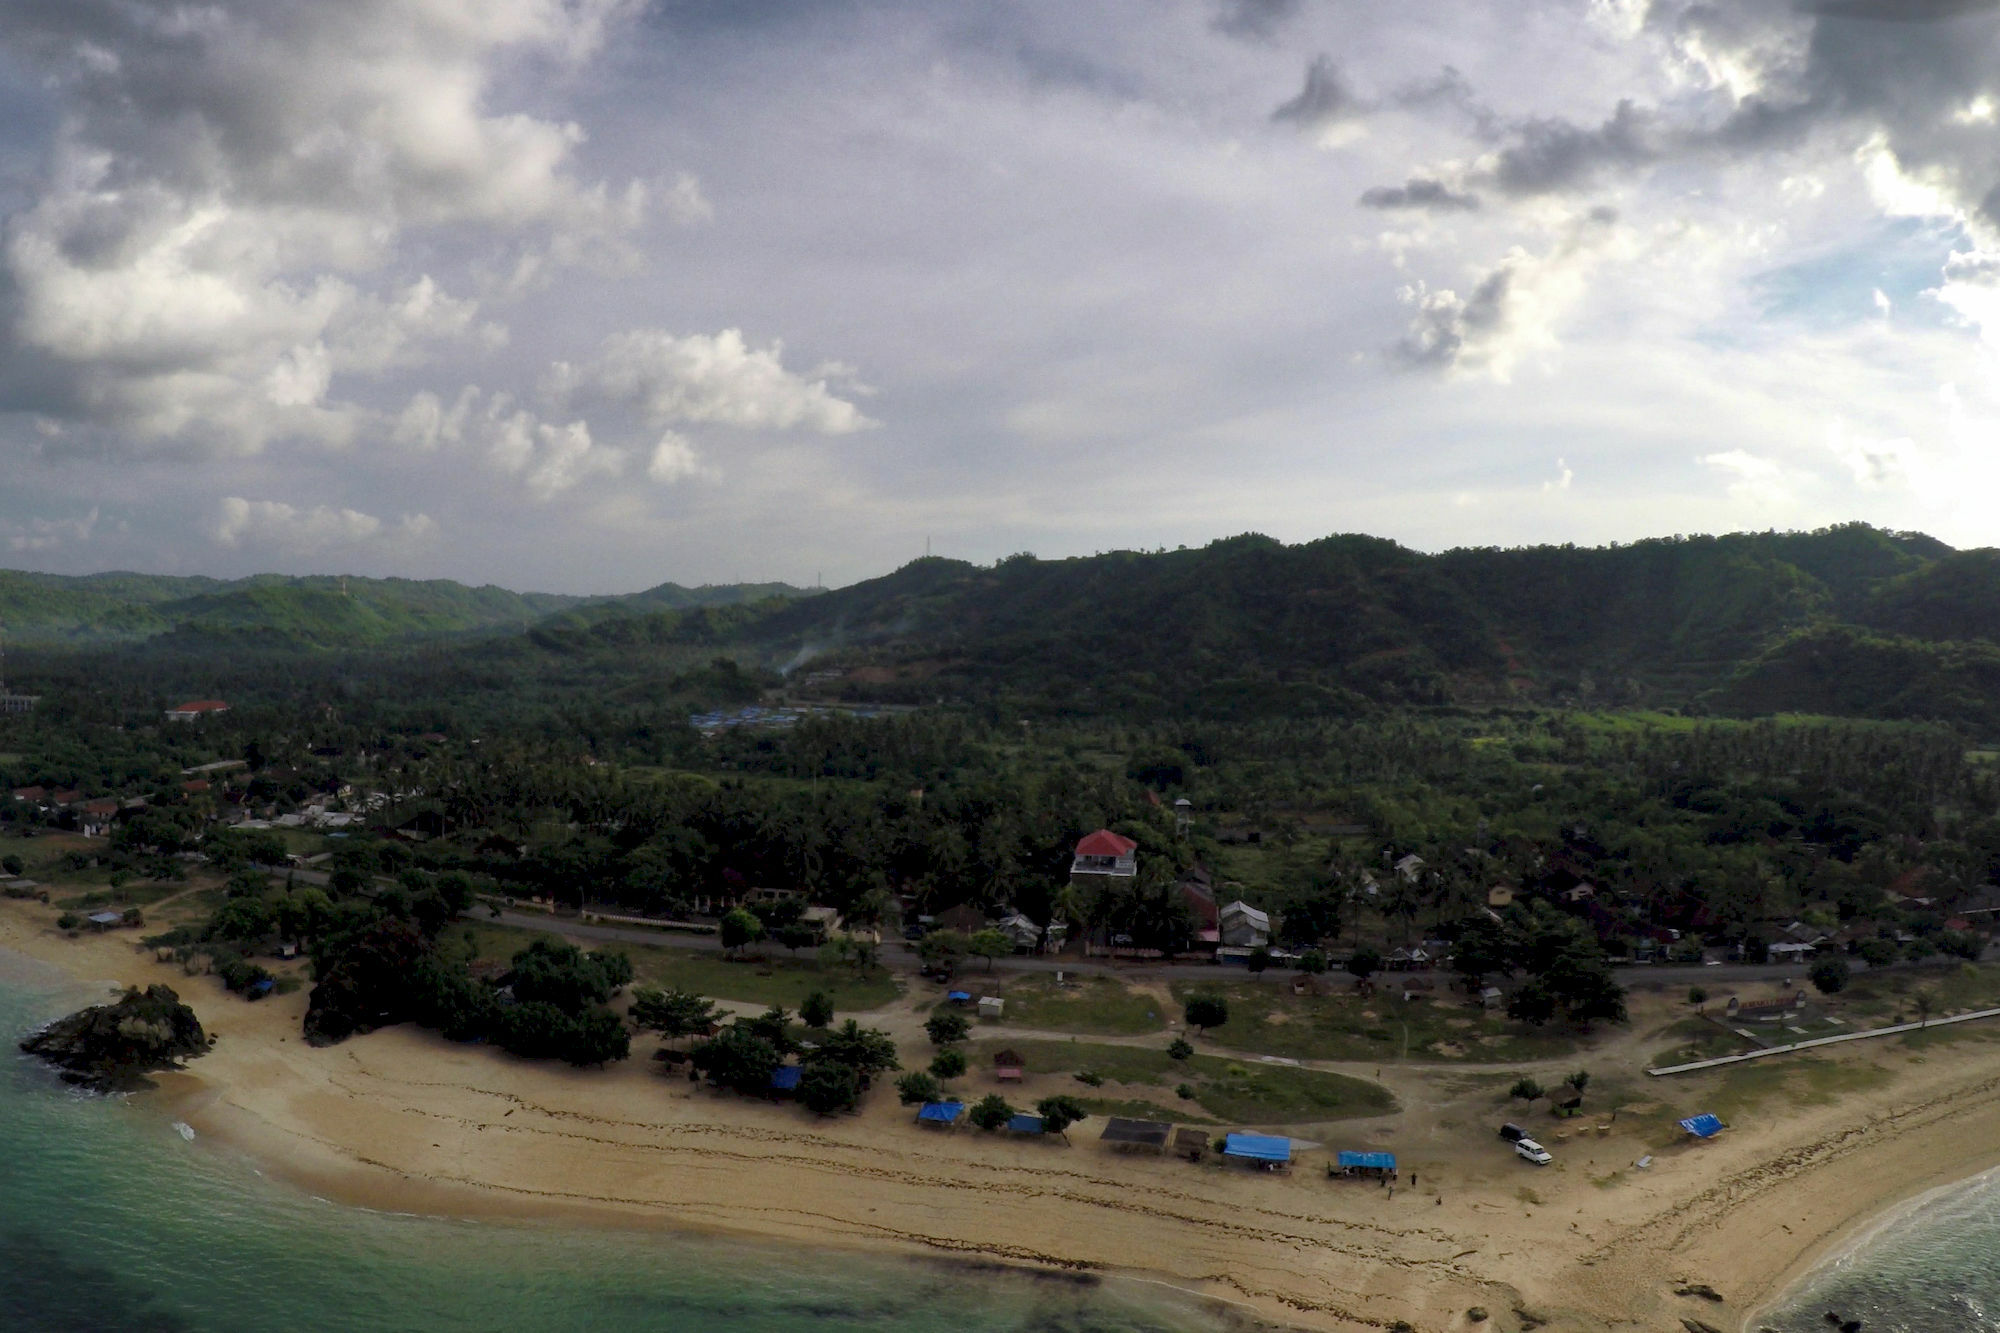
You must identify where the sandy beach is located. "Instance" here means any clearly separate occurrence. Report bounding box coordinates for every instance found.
[10,902,2000,1333]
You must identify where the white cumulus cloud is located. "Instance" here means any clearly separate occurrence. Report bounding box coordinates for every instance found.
[0,0,646,456]
[212,497,432,551]
[550,328,875,434]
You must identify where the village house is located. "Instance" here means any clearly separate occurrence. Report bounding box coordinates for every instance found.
[1069,829,1138,886]
[1393,853,1425,882]
[1217,899,1271,949]
[931,902,988,936]
[1486,885,1515,909]
[78,798,120,837]
[994,911,1045,953]
[164,699,230,723]
[1178,865,1222,948]
[799,904,842,943]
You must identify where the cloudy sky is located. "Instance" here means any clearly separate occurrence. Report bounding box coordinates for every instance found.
[4,0,2000,592]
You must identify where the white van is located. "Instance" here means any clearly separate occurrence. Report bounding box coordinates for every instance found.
[1515,1138,1552,1165]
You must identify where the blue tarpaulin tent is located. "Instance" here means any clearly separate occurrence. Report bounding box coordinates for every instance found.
[1222,1133,1292,1164]
[1679,1114,1724,1139]
[946,991,972,1003]
[918,1101,965,1125]
[769,1065,802,1092]
[1006,1113,1045,1135]
[1336,1151,1397,1171]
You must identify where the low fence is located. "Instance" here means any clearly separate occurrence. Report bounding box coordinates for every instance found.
[1648,1005,2000,1076]
[579,910,719,935]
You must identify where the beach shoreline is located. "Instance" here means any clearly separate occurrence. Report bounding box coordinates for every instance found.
[11,906,2000,1333]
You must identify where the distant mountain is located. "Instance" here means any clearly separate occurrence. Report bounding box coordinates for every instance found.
[0,570,810,647]
[550,522,2000,729]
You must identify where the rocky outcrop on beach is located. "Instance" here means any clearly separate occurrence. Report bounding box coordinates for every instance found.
[19,985,211,1091]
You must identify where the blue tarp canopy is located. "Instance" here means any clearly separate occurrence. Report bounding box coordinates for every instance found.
[1222,1133,1292,1163]
[769,1065,802,1091]
[946,991,972,1002]
[1336,1151,1397,1170]
[918,1101,964,1123]
[1679,1113,1724,1139]
[1006,1113,1045,1134]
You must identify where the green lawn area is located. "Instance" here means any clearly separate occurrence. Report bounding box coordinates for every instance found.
[457,923,902,1012]
[55,877,200,912]
[972,1037,1396,1126]
[1170,979,1584,1064]
[1841,962,2000,1026]
[1646,1016,1757,1069]
[4,833,103,884]
[985,974,1168,1035]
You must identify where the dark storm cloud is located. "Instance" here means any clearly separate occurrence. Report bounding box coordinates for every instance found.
[1801,0,1999,20]
[1489,100,1661,195]
[1272,55,1360,131]
[1393,266,1513,370]
[1214,0,1304,42]
[1359,177,1482,211]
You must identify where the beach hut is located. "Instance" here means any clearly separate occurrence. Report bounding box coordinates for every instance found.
[978,996,1005,1021]
[993,1049,1025,1083]
[769,1065,803,1098]
[1099,1117,1173,1154]
[1332,1150,1397,1180]
[1006,1112,1046,1136]
[1222,1133,1292,1171]
[1678,1113,1725,1140]
[1173,1127,1210,1162]
[917,1100,965,1129]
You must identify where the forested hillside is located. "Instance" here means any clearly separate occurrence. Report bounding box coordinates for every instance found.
[672,524,2000,729]
[12,523,2000,731]
[0,571,808,647]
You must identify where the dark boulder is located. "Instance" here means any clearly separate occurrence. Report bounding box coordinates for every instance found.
[19,985,211,1091]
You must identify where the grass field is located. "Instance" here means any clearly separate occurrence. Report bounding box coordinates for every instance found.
[1171,979,1584,1064]
[1841,962,2000,1026]
[3,832,104,885]
[972,1037,1396,1126]
[55,877,203,912]
[456,922,902,1012]
[984,974,1168,1036]
[1645,1016,1758,1069]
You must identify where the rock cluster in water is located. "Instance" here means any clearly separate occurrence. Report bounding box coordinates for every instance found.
[18,984,211,1091]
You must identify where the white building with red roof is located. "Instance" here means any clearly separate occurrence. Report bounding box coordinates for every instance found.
[1069,829,1137,886]
[165,700,230,723]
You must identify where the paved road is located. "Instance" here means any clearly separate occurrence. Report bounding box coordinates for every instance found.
[484,907,1947,991]
[263,866,1981,991]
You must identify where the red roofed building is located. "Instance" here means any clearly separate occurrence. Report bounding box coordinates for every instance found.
[165,700,230,722]
[11,786,45,803]
[1070,829,1138,886]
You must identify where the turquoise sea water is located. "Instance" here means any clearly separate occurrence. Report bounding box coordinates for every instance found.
[1758,1167,2000,1331]
[0,955,1231,1333]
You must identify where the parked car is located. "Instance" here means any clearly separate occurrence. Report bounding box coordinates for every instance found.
[1515,1138,1553,1165]
[1498,1123,1527,1143]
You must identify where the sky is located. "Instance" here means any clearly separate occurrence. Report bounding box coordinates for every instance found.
[5,0,2000,593]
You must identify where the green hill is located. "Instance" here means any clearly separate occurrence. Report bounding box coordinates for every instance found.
[18,523,2000,731]
[0,570,809,647]
[564,522,2000,727]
